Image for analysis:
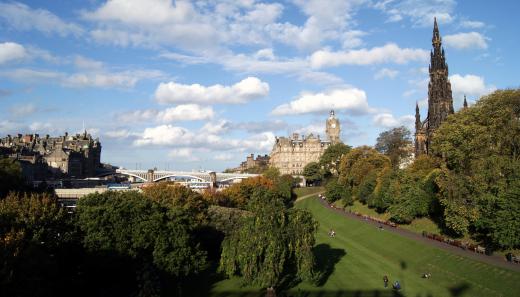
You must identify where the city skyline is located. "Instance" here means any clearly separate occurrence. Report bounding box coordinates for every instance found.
[1,0,518,171]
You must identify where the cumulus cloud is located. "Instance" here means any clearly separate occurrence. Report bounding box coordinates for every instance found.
[0,42,27,64]
[118,104,214,123]
[449,74,496,102]
[443,32,489,50]
[168,148,200,162]
[374,68,399,80]
[155,77,269,104]
[373,113,415,129]
[0,2,83,37]
[134,124,275,152]
[310,43,428,68]
[271,88,373,116]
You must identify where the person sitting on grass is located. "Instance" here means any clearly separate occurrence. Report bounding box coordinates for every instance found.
[392,281,401,290]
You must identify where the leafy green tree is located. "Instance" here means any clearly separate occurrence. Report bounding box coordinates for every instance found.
[219,191,318,287]
[142,182,208,224]
[370,167,400,212]
[77,191,207,285]
[325,179,352,205]
[0,192,75,296]
[0,158,26,198]
[375,126,413,168]
[338,146,391,200]
[263,166,281,181]
[319,143,352,176]
[303,162,323,185]
[431,89,520,238]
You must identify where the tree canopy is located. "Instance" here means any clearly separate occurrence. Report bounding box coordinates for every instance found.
[375,126,413,168]
[319,143,352,176]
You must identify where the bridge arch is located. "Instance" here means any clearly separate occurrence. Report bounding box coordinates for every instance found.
[153,174,207,183]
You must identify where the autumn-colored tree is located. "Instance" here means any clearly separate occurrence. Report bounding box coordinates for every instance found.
[319,143,352,177]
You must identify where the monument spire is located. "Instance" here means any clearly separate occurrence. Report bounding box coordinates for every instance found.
[463,95,468,109]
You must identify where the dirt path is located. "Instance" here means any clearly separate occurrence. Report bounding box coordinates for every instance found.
[312,196,520,272]
[295,191,325,202]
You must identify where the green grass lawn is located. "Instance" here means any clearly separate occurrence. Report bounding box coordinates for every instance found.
[210,196,520,297]
[294,186,325,198]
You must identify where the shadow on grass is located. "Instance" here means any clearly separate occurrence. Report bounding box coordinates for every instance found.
[211,290,405,297]
[313,243,347,286]
[449,282,470,297]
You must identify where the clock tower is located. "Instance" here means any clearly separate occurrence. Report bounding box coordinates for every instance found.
[326,110,341,144]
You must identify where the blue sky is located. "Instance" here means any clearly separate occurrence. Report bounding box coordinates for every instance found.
[0,0,518,171]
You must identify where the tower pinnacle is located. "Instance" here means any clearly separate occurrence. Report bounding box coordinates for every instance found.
[463,95,468,108]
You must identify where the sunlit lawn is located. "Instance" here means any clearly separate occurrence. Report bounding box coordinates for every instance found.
[209,196,520,297]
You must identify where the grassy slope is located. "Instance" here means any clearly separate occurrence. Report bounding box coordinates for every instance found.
[210,196,520,297]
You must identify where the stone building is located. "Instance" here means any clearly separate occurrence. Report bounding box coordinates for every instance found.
[0,131,102,179]
[415,18,455,156]
[270,110,341,175]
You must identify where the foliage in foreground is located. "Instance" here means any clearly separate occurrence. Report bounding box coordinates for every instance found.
[219,190,318,287]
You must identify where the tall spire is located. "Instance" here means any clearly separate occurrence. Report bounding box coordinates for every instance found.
[415,102,421,130]
[463,95,468,109]
[432,17,440,46]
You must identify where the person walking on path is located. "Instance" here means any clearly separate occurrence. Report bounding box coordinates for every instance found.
[383,275,389,288]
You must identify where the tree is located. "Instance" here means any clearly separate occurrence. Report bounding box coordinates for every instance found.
[430,89,520,238]
[0,158,26,198]
[142,182,208,224]
[77,191,207,294]
[263,167,281,181]
[338,146,391,200]
[219,191,318,287]
[319,143,352,176]
[303,162,322,185]
[375,126,413,168]
[325,179,352,205]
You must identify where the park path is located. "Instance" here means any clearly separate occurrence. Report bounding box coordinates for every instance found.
[308,195,520,273]
[295,191,325,202]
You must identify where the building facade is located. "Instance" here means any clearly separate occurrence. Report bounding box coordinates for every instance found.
[0,131,102,179]
[270,110,341,175]
[415,18,455,156]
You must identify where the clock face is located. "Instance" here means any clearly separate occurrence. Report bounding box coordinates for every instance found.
[331,123,336,128]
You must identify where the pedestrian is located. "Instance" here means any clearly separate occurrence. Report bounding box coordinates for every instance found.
[383,275,389,288]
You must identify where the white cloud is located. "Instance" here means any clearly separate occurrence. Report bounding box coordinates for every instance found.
[214,153,234,161]
[168,148,200,162]
[374,68,399,80]
[271,88,373,116]
[460,20,485,29]
[374,0,456,27]
[63,70,163,88]
[449,74,496,102]
[10,103,37,116]
[0,68,61,83]
[443,32,489,50]
[310,43,428,68]
[119,105,214,123]
[155,77,269,104]
[373,113,415,128]
[105,129,140,139]
[0,2,83,37]
[29,122,55,133]
[0,42,27,64]
[201,120,231,135]
[134,124,275,152]
[74,56,104,70]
